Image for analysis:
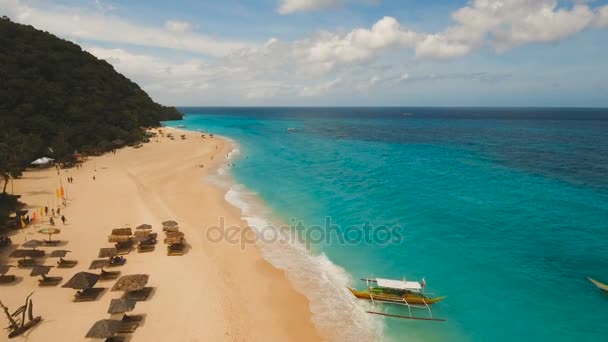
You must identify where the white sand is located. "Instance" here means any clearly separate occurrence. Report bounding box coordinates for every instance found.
[1,128,320,341]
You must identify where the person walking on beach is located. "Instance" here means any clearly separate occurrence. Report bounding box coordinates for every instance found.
[44,206,48,215]
[93,175,96,181]
[61,215,66,225]
[51,208,55,217]
[57,208,61,216]
[49,217,55,226]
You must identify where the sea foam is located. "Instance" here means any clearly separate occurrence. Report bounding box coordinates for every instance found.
[219,144,384,341]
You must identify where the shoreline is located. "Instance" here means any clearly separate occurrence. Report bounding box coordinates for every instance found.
[1,127,321,341]
[182,126,382,342]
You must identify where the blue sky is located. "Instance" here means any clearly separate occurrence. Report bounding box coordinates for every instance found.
[2,0,608,106]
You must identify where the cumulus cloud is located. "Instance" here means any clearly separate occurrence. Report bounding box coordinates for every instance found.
[299,78,343,97]
[277,0,341,14]
[165,20,193,34]
[1,0,253,57]
[3,0,608,104]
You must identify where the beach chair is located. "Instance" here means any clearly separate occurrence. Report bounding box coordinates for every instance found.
[123,287,154,301]
[108,256,127,267]
[17,259,37,268]
[137,243,154,253]
[57,258,78,268]
[114,241,133,255]
[38,275,63,286]
[100,269,121,281]
[43,240,61,246]
[167,243,185,256]
[0,274,16,283]
[74,288,104,302]
[105,337,125,342]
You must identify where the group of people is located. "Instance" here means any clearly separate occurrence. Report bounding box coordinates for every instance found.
[67,176,74,183]
[44,205,67,226]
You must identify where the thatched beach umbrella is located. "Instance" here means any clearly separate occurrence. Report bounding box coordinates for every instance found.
[62,272,100,289]
[99,247,118,258]
[112,274,149,292]
[9,249,45,259]
[21,239,43,250]
[136,224,152,230]
[85,319,122,339]
[111,228,132,236]
[30,265,53,276]
[107,298,137,314]
[162,220,178,228]
[134,230,150,238]
[38,227,61,242]
[89,259,110,270]
[49,250,71,258]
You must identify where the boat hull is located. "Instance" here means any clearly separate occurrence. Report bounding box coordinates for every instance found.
[348,288,446,305]
[588,277,608,292]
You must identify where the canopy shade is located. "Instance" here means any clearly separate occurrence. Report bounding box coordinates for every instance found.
[38,227,61,235]
[107,298,137,314]
[162,220,178,228]
[49,250,71,258]
[89,259,110,270]
[62,272,100,289]
[31,157,54,165]
[30,265,53,276]
[9,249,45,258]
[112,274,149,292]
[375,278,422,291]
[22,239,44,249]
[98,247,118,258]
[136,224,152,230]
[85,319,122,338]
[111,228,132,236]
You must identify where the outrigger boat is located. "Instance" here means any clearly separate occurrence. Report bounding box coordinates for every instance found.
[588,277,608,292]
[349,277,446,322]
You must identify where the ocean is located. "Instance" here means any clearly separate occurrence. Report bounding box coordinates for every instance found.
[166,107,608,341]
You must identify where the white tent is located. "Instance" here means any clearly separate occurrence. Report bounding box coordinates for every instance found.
[31,157,54,165]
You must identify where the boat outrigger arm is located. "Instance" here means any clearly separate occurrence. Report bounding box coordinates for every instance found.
[349,277,446,322]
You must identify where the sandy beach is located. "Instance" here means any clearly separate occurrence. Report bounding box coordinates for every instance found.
[0,128,320,341]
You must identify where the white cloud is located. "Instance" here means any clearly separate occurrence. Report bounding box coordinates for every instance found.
[1,0,253,57]
[3,0,608,105]
[277,0,341,14]
[595,5,608,27]
[307,17,418,66]
[165,20,193,34]
[299,78,342,97]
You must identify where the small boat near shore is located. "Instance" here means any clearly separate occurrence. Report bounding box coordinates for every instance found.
[349,276,446,321]
[588,277,608,292]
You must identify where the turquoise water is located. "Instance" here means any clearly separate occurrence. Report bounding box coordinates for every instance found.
[167,108,608,341]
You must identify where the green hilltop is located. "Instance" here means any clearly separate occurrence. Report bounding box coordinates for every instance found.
[0,16,183,225]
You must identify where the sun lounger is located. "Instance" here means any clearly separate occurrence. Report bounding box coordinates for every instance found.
[167,243,185,256]
[114,241,133,255]
[100,270,121,281]
[57,258,78,268]
[123,287,153,301]
[39,275,63,286]
[122,314,144,323]
[74,288,104,302]
[44,240,61,246]
[105,337,125,342]
[137,244,154,253]
[17,259,37,268]
[0,274,16,283]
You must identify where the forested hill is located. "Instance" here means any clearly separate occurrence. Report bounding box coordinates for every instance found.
[0,16,182,164]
